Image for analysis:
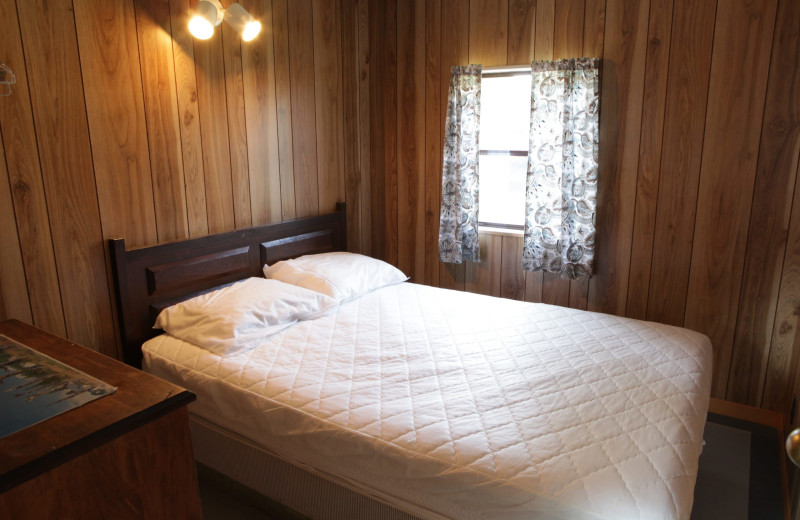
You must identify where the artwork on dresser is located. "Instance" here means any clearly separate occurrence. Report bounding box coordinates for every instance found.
[0,334,116,438]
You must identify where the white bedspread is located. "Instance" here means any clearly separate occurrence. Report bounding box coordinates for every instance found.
[143,282,712,520]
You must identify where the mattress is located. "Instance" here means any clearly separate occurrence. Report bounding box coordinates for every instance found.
[143,282,713,520]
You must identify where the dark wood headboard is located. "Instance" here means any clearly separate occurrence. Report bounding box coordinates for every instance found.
[110,203,347,367]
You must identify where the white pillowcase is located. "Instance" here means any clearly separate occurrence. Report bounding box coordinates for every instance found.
[154,277,337,355]
[263,252,408,303]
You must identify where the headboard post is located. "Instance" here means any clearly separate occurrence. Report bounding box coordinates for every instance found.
[110,204,347,368]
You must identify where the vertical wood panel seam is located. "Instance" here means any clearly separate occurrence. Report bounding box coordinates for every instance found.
[69,0,116,343]
[131,0,162,243]
[730,3,784,400]
[310,2,321,208]
[0,127,35,321]
[168,0,210,236]
[630,0,673,318]
[8,3,66,326]
[681,0,719,328]
[218,32,239,227]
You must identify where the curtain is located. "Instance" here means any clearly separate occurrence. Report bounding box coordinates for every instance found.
[522,58,599,279]
[438,65,482,264]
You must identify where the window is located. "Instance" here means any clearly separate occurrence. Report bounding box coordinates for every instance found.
[478,71,532,230]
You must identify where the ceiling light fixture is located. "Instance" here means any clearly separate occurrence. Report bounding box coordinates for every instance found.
[188,1,261,42]
[225,3,262,42]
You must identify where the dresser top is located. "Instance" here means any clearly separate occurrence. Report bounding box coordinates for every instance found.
[0,320,194,493]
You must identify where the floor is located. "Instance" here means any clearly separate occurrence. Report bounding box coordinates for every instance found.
[198,413,785,520]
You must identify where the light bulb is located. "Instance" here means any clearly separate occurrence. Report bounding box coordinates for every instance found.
[242,21,261,42]
[189,0,223,40]
[225,3,261,42]
[188,15,215,40]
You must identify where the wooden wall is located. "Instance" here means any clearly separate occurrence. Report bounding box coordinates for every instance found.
[366,0,800,416]
[0,0,362,358]
[1,0,800,418]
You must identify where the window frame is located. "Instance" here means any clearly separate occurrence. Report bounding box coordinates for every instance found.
[478,67,532,232]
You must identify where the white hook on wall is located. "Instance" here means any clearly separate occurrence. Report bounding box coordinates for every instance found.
[0,61,16,97]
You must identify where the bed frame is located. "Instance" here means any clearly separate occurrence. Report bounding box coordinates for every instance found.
[109,202,424,519]
[110,202,347,368]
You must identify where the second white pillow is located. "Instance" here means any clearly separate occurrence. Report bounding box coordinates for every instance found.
[263,252,408,303]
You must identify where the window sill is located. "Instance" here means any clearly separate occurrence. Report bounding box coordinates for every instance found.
[479,226,524,238]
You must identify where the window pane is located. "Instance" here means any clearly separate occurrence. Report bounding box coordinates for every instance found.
[479,154,527,227]
[479,74,532,151]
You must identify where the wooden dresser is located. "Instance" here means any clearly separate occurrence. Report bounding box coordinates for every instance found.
[0,320,202,519]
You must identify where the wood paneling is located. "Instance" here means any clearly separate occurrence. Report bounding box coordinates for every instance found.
[16,0,116,355]
[397,0,426,282]
[3,0,800,417]
[0,0,65,334]
[0,0,368,359]
[135,0,190,244]
[74,0,158,248]
[313,0,345,214]
[241,0,281,225]
[736,0,800,410]
[625,0,673,320]
[366,0,800,413]
[271,0,297,221]
[646,0,716,326]
[684,0,778,397]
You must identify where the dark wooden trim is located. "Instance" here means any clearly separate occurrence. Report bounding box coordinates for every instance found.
[109,205,347,368]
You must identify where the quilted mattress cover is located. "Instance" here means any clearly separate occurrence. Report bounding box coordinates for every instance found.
[143,282,712,520]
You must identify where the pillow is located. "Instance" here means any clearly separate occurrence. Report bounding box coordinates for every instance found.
[154,277,337,355]
[263,252,408,303]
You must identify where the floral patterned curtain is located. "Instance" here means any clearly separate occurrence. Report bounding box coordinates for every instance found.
[438,65,482,264]
[522,58,599,279]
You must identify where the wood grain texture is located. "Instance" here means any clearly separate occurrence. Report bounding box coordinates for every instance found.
[469,0,509,66]
[625,0,673,320]
[466,233,503,297]
[288,0,319,218]
[0,0,65,334]
[169,0,209,238]
[134,0,190,243]
[383,0,399,266]
[684,0,778,398]
[73,0,158,248]
[728,0,800,407]
[17,0,116,355]
[313,0,345,214]
[357,0,372,255]
[587,0,649,316]
[507,0,536,64]
[221,21,252,229]
[341,0,361,252]
[194,28,236,234]
[368,0,387,260]
[397,0,426,282]
[534,0,555,61]
[0,142,32,323]
[271,0,297,220]
[241,0,282,226]
[583,0,606,57]
[763,154,800,413]
[424,0,441,286]
[646,0,716,326]
[500,235,525,300]
[437,0,469,290]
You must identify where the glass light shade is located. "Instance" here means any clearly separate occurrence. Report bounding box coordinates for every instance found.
[189,0,223,40]
[225,3,261,41]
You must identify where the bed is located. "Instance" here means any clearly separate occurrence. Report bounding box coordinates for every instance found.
[110,204,713,520]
